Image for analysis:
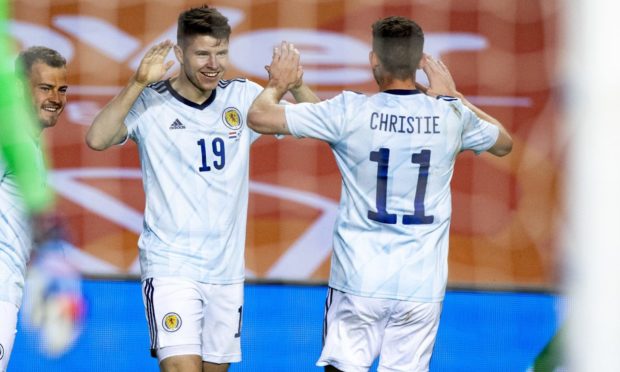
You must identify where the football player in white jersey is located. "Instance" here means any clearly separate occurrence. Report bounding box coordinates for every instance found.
[86,5,318,372]
[248,17,513,372]
[0,45,67,372]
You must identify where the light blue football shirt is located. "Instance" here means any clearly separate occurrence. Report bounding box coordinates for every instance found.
[125,79,262,284]
[285,90,499,302]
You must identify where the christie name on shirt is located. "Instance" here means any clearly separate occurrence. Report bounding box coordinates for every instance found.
[370,112,440,134]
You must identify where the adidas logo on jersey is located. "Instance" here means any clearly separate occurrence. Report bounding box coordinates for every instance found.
[169,119,186,130]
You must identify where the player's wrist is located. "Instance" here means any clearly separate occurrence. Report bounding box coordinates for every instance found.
[267,79,289,96]
[289,83,304,94]
[131,75,150,89]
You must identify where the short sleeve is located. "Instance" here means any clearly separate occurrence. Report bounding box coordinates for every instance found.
[284,93,346,144]
[454,101,500,154]
[245,80,264,144]
[124,91,149,143]
[249,127,262,144]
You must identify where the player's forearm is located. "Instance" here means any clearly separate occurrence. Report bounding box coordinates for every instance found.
[86,78,145,150]
[458,94,513,157]
[290,84,320,104]
[248,86,289,135]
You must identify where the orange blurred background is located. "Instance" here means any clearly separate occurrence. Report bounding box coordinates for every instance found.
[9,0,561,289]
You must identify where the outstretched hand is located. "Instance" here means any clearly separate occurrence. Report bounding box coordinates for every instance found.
[266,41,303,93]
[134,40,175,86]
[417,54,460,98]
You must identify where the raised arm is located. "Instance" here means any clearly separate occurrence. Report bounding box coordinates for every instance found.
[417,54,513,157]
[290,81,320,104]
[86,41,174,150]
[264,56,320,105]
[248,42,303,135]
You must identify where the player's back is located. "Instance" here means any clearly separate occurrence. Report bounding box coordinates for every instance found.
[321,90,494,302]
[286,88,498,301]
[333,90,461,228]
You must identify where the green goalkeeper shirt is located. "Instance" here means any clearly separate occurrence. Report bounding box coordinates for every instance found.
[0,1,53,213]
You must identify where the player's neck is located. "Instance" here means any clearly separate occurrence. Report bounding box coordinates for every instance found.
[170,75,214,105]
[378,77,416,92]
[30,123,44,138]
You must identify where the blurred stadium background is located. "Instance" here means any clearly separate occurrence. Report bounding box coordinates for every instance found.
[6,0,562,370]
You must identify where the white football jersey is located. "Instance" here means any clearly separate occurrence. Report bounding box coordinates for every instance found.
[125,78,262,284]
[285,90,499,302]
[0,140,43,306]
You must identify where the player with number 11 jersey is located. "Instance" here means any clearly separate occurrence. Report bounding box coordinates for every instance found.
[285,89,498,302]
[247,19,512,369]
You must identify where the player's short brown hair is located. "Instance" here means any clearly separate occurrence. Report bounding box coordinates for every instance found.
[15,46,66,77]
[177,5,231,47]
[372,16,424,80]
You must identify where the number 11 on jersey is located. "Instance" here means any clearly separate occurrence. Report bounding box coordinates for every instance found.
[367,148,434,225]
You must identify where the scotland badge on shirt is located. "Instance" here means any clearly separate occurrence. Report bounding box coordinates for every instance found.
[222,107,242,140]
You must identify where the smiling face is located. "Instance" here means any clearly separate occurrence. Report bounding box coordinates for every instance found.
[174,34,229,100]
[27,61,68,129]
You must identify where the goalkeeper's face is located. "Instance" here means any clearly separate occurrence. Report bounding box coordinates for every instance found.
[28,62,68,129]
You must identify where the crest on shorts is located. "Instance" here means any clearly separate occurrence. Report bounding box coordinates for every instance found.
[222,107,243,131]
[162,312,182,332]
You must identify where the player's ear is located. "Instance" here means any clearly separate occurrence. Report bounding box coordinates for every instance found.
[369,51,379,69]
[417,53,428,70]
[174,44,183,64]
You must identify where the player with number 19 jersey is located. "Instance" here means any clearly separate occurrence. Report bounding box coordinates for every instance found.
[285,89,499,302]
[124,78,262,284]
